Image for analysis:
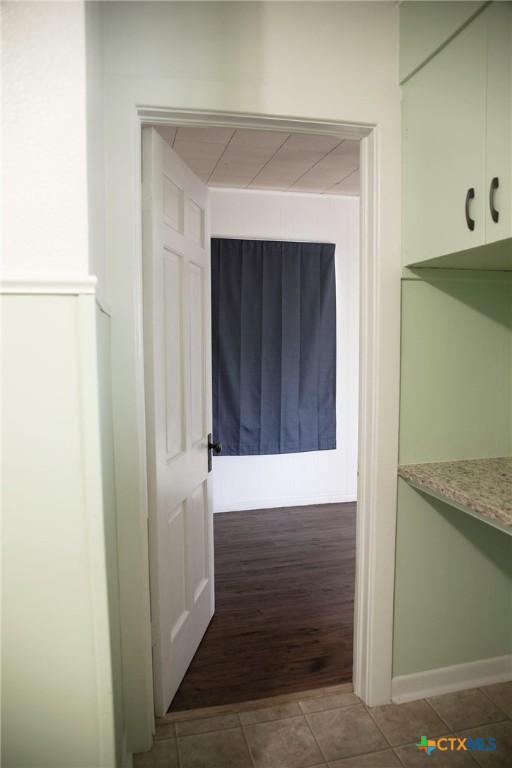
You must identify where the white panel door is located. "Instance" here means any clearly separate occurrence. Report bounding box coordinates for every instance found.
[142,127,214,716]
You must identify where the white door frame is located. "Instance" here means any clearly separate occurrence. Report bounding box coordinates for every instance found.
[114,106,399,749]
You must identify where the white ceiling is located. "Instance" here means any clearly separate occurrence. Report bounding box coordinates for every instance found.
[154,126,360,196]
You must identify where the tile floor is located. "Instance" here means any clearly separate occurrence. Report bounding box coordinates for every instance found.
[134,681,512,768]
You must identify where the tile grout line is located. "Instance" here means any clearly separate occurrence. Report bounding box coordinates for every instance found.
[362,703,427,768]
[391,744,408,768]
[299,702,361,717]
[424,692,512,739]
[241,710,330,768]
[176,726,253,768]
[306,699,399,763]
[154,733,177,743]
[423,696,453,731]
[302,712,330,765]
[175,731,183,768]
[237,713,257,768]
[240,713,304,727]
[478,685,512,721]
[391,736,483,767]
[464,736,485,766]
[175,724,242,738]
[449,724,505,767]
[365,693,512,767]
[174,727,217,737]
[363,704,395,748]
[362,703,431,766]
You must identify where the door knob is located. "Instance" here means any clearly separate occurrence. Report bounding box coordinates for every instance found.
[207,433,222,472]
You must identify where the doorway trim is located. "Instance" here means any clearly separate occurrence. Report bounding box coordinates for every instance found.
[113,106,399,748]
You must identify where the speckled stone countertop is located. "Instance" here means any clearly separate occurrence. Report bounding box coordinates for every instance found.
[398,457,512,534]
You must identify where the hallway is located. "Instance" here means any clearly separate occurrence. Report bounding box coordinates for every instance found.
[170,502,356,712]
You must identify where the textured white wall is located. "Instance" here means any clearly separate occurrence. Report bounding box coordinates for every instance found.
[85,2,108,305]
[210,189,359,513]
[2,2,89,278]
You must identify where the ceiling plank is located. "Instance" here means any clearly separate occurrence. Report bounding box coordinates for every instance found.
[150,124,361,195]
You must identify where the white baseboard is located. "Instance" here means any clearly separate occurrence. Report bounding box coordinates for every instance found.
[213,492,357,513]
[392,655,512,703]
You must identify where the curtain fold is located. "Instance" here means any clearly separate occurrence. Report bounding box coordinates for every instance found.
[212,238,336,456]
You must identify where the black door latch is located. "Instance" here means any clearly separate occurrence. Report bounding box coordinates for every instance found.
[207,433,222,472]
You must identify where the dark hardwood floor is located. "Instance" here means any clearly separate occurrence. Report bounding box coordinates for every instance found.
[169,502,356,712]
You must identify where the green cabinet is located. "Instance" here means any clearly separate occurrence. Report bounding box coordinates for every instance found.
[395,0,512,694]
[400,1,487,83]
[402,2,512,267]
[486,2,512,245]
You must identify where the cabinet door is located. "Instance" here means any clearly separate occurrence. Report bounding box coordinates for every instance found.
[403,11,487,265]
[485,1,512,243]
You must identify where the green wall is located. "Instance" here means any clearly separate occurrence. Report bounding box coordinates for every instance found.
[400,273,512,465]
[393,272,512,677]
[2,295,117,767]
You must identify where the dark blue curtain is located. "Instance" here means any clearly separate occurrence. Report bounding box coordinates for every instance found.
[211,238,336,456]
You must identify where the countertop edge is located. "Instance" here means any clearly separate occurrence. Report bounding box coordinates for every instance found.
[398,464,512,536]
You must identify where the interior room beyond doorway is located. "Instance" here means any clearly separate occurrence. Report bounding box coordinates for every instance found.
[171,502,357,711]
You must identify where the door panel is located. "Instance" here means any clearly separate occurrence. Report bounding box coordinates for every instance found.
[402,11,487,265]
[189,262,206,446]
[188,198,205,246]
[164,175,184,231]
[167,503,188,641]
[187,482,209,604]
[142,127,214,716]
[163,251,184,459]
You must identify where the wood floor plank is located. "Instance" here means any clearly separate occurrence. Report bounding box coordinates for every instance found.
[169,502,356,712]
